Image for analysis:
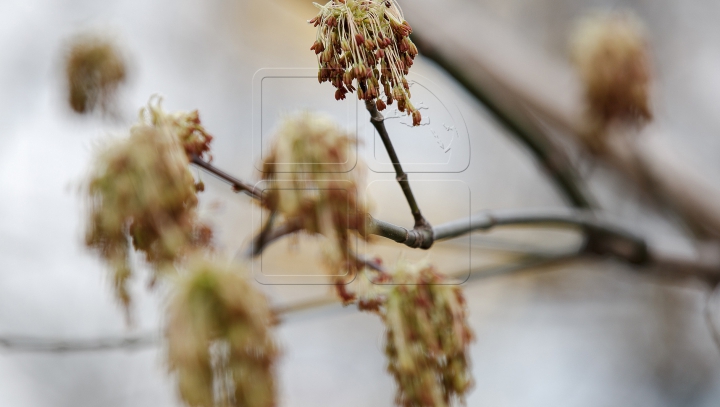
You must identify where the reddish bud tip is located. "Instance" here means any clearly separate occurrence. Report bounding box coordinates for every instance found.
[412,110,422,126]
[376,98,386,111]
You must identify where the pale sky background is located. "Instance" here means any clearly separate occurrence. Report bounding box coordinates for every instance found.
[1,0,720,406]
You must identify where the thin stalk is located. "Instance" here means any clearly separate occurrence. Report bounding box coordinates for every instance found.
[190,155,262,200]
[364,99,433,248]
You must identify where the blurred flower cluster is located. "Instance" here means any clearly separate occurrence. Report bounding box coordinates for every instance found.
[310,0,422,125]
[140,96,214,161]
[260,113,369,275]
[65,34,126,114]
[84,99,211,315]
[338,259,475,407]
[383,260,474,407]
[166,256,278,407]
[571,13,652,130]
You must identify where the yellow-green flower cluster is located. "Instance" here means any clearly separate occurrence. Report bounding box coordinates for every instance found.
[261,113,368,268]
[166,256,278,407]
[310,0,422,126]
[571,12,652,127]
[65,34,126,114]
[85,99,211,314]
[383,260,474,407]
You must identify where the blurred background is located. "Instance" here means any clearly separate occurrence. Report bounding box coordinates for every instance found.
[2,0,720,406]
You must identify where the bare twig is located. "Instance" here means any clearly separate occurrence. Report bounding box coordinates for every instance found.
[190,154,262,200]
[364,100,434,248]
[245,218,303,258]
[0,334,157,353]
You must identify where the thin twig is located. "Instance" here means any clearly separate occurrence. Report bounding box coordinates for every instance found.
[364,100,433,248]
[190,154,262,200]
[0,334,157,353]
[245,218,303,258]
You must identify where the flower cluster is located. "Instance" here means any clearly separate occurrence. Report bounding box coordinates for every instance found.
[260,113,368,273]
[310,0,422,126]
[382,260,474,407]
[65,34,126,114]
[571,12,652,128]
[140,96,214,161]
[166,256,278,407]
[85,99,212,315]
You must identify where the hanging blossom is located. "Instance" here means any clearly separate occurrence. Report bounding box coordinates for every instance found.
[382,260,474,407]
[570,12,652,129]
[65,34,127,114]
[309,0,422,126]
[84,98,212,317]
[336,259,475,406]
[260,112,369,278]
[166,256,278,407]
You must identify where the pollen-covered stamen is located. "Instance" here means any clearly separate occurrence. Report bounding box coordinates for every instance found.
[309,0,421,126]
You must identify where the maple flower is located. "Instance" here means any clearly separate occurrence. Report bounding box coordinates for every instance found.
[309,0,422,126]
[139,96,214,161]
[65,34,126,114]
[571,12,652,128]
[166,256,278,407]
[85,98,212,316]
[383,260,474,407]
[260,112,368,263]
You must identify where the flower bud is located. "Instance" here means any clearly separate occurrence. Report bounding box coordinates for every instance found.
[343,70,354,86]
[412,110,421,126]
[65,34,127,114]
[570,12,652,126]
[376,98,386,111]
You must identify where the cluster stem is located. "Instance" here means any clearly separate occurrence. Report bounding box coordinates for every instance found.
[364,99,433,248]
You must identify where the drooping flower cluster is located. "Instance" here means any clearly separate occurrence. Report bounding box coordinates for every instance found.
[310,0,422,126]
[261,113,369,274]
[570,12,652,128]
[85,99,212,314]
[382,260,474,407]
[166,256,278,407]
[65,34,127,114]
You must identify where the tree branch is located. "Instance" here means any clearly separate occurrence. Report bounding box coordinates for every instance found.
[409,31,594,209]
[191,157,720,283]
